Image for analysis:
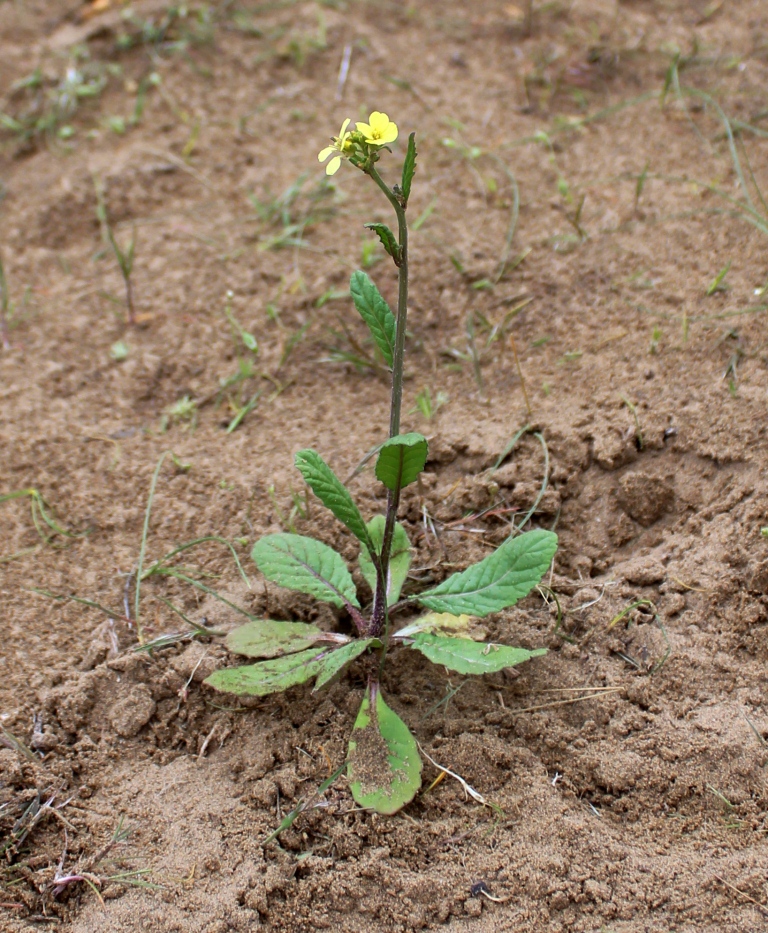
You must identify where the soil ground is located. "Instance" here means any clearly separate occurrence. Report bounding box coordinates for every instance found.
[1,1,768,931]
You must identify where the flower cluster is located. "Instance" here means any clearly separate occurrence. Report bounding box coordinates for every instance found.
[318,111,398,176]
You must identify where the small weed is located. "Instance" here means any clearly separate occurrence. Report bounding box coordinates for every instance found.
[634,160,650,213]
[267,484,309,534]
[361,238,381,268]
[441,301,532,405]
[707,785,745,829]
[277,319,311,372]
[116,4,215,55]
[0,53,114,145]
[250,173,339,251]
[161,396,198,432]
[224,290,259,354]
[129,451,251,644]
[50,817,157,904]
[322,321,384,374]
[0,489,85,550]
[226,390,262,434]
[620,395,644,449]
[441,132,521,283]
[706,260,732,296]
[0,787,71,862]
[94,178,138,326]
[410,386,448,421]
[649,325,662,355]
[315,287,350,308]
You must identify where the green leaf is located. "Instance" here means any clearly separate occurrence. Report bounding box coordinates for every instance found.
[294,449,373,551]
[252,533,360,608]
[408,633,546,675]
[364,223,400,264]
[375,433,428,491]
[401,132,417,207]
[348,684,422,814]
[314,638,379,691]
[418,529,558,617]
[394,612,472,639]
[349,270,396,368]
[358,516,411,607]
[225,619,325,659]
[204,648,326,696]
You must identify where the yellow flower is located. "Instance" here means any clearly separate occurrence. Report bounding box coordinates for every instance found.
[355,111,398,147]
[318,117,352,175]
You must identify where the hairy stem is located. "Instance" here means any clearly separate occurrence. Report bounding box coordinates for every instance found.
[365,163,409,638]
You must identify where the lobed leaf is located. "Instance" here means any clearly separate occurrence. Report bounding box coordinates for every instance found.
[252,533,360,608]
[401,132,417,207]
[349,270,396,367]
[347,683,422,814]
[364,223,400,265]
[204,648,326,696]
[314,638,379,691]
[294,449,373,551]
[375,433,428,492]
[358,516,411,607]
[408,633,546,675]
[418,529,557,616]
[225,619,325,659]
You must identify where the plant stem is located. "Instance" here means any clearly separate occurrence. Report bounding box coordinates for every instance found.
[365,163,409,637]
[125,274,136,327]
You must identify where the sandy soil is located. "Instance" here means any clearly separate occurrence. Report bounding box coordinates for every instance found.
[1,1,767,930]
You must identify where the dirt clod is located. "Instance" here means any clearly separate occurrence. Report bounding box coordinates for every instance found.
[107,684,156,738]
[617,470,675,526]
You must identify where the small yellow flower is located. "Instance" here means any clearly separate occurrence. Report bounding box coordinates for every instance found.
[356,111,398,147]
[318,117,352,175]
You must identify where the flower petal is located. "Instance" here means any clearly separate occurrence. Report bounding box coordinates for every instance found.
[379,122,398,144]
[355,121,372,138]
[318,146,335,162]
[325,155,342,175]
[339,117,351,136]
[368,111,387,129]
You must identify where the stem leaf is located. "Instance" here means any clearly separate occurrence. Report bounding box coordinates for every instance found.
[225,619,325,659]
[401,132,417,207]
[393,612,472,639]
[375,433,428,491]
[418,529,557,616]
[359,516,411,607]
[408,632,546,674]
[364,223,401,264]
[294,449,373,552]
[348,684,422,814]
[349,270,396,368]
[204,648,326,696]
[252,533,360,608]
[314,638,379,691]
